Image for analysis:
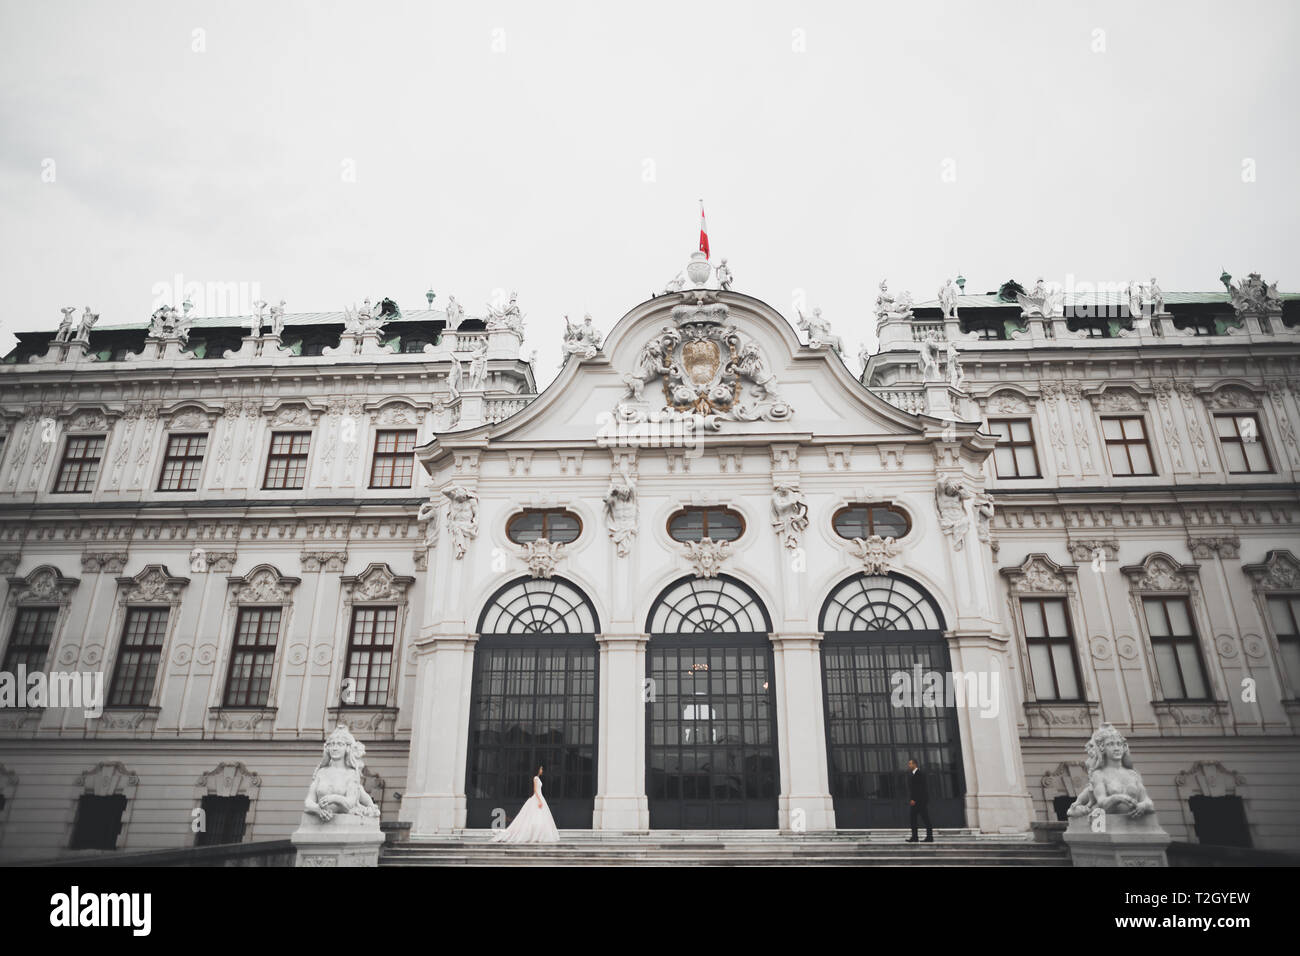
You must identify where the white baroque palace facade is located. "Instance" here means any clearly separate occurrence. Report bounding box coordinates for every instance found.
[0,266,1297,860]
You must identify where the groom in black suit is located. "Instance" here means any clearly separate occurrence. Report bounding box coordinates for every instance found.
[905,759,933,843]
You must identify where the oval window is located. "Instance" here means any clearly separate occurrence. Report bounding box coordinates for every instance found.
[667,506,745,543]
[506,508,582,544]
[832,504,910,540]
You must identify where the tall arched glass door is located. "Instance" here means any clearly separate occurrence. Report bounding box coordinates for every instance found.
[465,576,599,829]
[819,573,965,829]
[646,575,779,829]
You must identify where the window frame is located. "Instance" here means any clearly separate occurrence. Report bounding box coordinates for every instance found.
[222,606,284,708]
[666,506,747,543]
[1264,593,1300,700]
[831,503,912,541]
[505,508,584,545]
[1018,597,1084,701]
[368,429,418,489]
[1,606,60,674]
[1213,412,1273,475]
[988,417,1042,479]
[156,432,209,492]
[262,430,312,491]
[340,605,399,708]
[1141,595,1211,702]
[106,607,170,707]
[52,433,107,494]
[1100,415,1157,477]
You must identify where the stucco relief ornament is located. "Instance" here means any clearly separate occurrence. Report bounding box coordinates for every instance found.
[485,291,525,334]
[873,280,913,331]
[416,495,440,546]
[683,538,731,579]
[973,491,994,543]
[603,470,638,557]
[1066,723,1156,821]
[442,485,479,559]
[848,535,902,575]
[520,539,565,579]
[1016,278,1064,318]
[560,313,603,362]
[616,301,792,424]
[1227,272,1282,314]
[466,341,489,389]
[770,484,809,549]
[935,475,972,550]
[796,307,844,355]
[303,724,380,822]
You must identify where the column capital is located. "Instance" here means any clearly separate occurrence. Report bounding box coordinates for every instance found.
[944,628,1009,650]
[770,632,824,650]
[595,632,649,649]
[412,631,479,655]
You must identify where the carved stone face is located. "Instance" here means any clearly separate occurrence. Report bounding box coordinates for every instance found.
[1104,740,1126,763]
[327,737,348,762]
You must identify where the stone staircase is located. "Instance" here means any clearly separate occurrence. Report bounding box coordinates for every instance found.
[381,829,1071,866]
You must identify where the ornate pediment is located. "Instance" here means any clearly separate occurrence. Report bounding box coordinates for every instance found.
[1000,553,1074,593]
[116,565,189,604]
[1207,385,1262,410]
[197,761,262,797]
[1242,550,1300,591]
[5,565,79,606]
[341,563,415,603]
[1120,553,1197,592]
[1089,387,1144,413]
[228,565,300,604]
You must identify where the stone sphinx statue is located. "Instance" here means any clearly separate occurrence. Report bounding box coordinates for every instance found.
[304,723,381,822]
[1067,723,1155,821]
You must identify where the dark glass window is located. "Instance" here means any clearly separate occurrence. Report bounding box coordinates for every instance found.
[1020,598,1082,700]
[223,607,282,707]
[158,433,207,491]
[342,607,397,706]
[2,607,58,673]
[1215,413,1272,474]
[108,608,169,707]
[1266,596,1300,694]
[70,794,127,850]
[832,504,910,540]
[263,432,310,490]
[369,430,417,488]
[666,507,744,542]
[1101,416,1156,476]
[505,509,583,544]
[988,418,1041,478]
[1188,795,1251,848]
[54,435,105,493]
[195,794,251,846]
[1143,596,1208,700]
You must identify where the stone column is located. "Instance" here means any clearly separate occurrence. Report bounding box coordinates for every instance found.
[946,629,1034,833]
[771,633,836,830]
[593,633,649,830]
[398,632,478,835]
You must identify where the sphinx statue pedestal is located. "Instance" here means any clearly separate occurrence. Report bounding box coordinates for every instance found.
[290,811,385,867]
[1063,811,1171,867]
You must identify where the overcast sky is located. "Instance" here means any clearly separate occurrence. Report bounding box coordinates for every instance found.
[2,0,1298,382]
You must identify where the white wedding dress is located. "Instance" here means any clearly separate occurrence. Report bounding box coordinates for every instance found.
[491,776,560,844]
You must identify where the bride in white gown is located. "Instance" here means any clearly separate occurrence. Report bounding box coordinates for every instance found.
[492,764,560,844]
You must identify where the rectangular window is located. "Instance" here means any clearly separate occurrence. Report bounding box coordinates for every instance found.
[70,793,127,850]
[223,607,282,707]
[262,432,310,490]
[1215,413,1272,474]
[1101,416,1156,476]
[368,429,417,489]
[988,418,1041,478]
[342,607,398,706]
[1267,596,1300,696]
[157,433,208,491]
[108,608,169,707]
[1143,596,1209,699]
[1188,795,1252,848]
[195,794,251,846]
[2,607,58,673]
[53,435,105,493]
[1020,597,1081,699]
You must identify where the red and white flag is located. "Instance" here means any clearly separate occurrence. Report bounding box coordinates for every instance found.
[698,200,710,259]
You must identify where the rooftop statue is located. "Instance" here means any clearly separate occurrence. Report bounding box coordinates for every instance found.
[938,278,960,319]
[873,280,914,327]
[1228,272,1282,314]
[77,307,99,340]
[1066,723,1156,820]
[486,291,525,334]
[445,295,464,330]
[561,313,603,361]
[1015,277,1064,318]
[269,299,286,338]
[917,330,942,382]
[467,340,489,389]
[796,306,843,355]
[715,258,734,291]
[55,307,77,343]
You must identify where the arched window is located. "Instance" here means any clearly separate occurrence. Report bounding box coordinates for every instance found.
[832,503,911,541]
[819,573,941,632]
[666,507,745,543]
[505,509,582,545]
[476,576,598,635]
[647,575,771,634]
